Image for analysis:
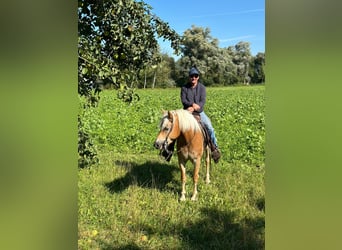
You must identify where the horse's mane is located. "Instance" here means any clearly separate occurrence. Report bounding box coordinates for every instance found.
[172,109,201,133]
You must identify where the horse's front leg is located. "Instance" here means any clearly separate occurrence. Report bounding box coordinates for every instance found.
[191,158,201,201]
[205,146,211,184]
[179,160,187,201]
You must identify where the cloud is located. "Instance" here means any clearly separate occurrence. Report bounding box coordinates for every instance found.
[219,35,256,43]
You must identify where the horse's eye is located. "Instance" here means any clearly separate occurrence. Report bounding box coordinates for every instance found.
[163,127,169,131]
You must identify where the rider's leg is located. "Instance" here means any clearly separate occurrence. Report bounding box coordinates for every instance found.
[199,112,218,147]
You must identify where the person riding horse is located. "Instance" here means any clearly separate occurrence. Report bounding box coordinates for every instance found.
[161,66,221,164]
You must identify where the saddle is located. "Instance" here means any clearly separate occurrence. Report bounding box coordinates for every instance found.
[192,113,216,152]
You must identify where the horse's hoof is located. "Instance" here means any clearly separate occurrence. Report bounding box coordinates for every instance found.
[205,179,211,184]
[180,195,186,201]
[190,196,198,201]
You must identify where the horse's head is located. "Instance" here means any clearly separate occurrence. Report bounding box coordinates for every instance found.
[153,110,178,150]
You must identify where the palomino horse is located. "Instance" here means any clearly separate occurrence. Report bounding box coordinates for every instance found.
[154,109,210,201]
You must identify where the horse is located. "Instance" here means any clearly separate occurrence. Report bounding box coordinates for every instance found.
[153,109,211,201]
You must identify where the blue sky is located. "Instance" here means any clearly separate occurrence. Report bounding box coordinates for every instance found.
[143,0,265,57]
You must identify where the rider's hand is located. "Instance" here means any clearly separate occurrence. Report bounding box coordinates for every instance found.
[193,103,200,111]
[187,107,195,112]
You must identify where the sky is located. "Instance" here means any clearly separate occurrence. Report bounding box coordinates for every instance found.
[143,0,265,57]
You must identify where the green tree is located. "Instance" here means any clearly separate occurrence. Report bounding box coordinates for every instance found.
[231,41,253,84]
[178,26,219,85]
[175,25,264,86]
[250,52,265,83]
[78,0,181,101]
[78,0,181,168]
[139,53,176,88]
[177,25,237,86]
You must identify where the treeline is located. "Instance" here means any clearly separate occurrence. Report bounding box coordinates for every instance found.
[140,26,265,89]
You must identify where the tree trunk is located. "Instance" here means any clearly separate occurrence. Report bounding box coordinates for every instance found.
[152,70,156,89]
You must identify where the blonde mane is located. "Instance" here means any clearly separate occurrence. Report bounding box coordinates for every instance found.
[172,109,201,133]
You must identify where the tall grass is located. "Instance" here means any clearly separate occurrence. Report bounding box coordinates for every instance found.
[78,86,265,249]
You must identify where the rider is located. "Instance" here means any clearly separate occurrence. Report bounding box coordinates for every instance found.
[180,66,221,163]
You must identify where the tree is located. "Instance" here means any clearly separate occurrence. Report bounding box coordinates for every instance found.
[231,41,253,84]
[140,53,176,88]
[178,26,219,84]
[78,0,181,168]
[250,52,265,83]
[177,25,237,86]
[78,0,181,101]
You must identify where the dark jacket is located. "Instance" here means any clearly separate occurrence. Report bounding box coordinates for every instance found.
[181,82,206,115]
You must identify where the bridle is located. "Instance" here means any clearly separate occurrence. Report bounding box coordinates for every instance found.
[162,115,175,154]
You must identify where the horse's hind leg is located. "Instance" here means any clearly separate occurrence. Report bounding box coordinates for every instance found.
[179,162,187,201]
[191,158,201,201]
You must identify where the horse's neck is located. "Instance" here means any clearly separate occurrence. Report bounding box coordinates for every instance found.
[180,128,197,142]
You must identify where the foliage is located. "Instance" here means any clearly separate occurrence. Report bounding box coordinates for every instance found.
[78,116,99,168]
[177,26,233,86]
[174,26,264,87]
[138,53,177,89]
[250,52,266,83]
[78,0,182,168]
[78,1,265,94]
[230,41,253,84]
[117,84,140,103]
[78,97,100,168]
[78,0,181,98]
[80,86,265,165]
[78,86,265,248]
[206,87,265,165]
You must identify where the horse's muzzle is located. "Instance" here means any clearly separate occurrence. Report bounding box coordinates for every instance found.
[154,140,162,150]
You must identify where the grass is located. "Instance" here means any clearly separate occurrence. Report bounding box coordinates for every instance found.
[78,86,265,249]
[78,154,264,249]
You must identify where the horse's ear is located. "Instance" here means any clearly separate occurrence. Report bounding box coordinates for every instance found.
[168,111,173,122]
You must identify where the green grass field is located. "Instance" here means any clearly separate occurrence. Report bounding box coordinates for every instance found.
[78,86,265,249]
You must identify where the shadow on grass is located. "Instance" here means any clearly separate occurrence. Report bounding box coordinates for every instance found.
[99,207,264,250]
[104,160,179,193]
[99,241,141,250]
[178,207,264,250]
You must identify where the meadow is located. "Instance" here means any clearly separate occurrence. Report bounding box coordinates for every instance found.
[78,86,265,249]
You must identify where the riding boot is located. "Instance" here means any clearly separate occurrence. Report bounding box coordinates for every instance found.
[209,141,221,164]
